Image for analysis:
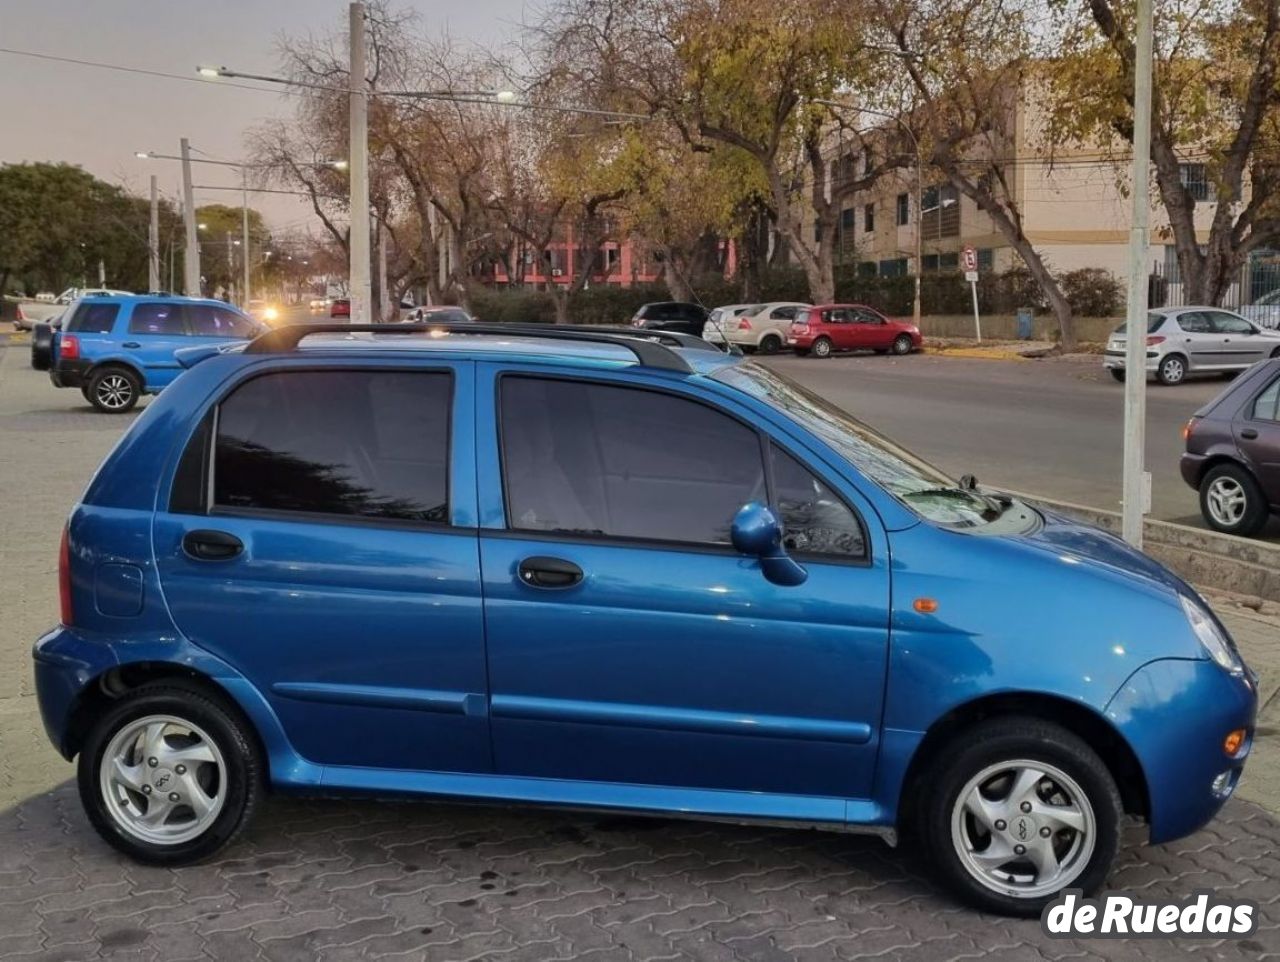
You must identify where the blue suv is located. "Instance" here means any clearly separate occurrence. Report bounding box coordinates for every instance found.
[32,324,1256,915]
[48,295,260,413]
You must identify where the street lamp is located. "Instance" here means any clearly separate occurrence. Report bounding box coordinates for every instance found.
[816,100,924,330]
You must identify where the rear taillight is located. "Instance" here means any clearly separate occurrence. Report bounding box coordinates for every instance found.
[1146,335,1166,345]
[59,334,80,359]
[58,525,73,626]
[791,322,810,334]
[737,317,752,330]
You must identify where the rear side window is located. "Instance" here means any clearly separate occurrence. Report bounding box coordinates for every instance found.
[129,303,186,335]
[66,302,120,333]
[771,306,798,320]
[500,377,764,544]
[188,304,258,338]
[212,370,451,523]
[1254,377,1280,422]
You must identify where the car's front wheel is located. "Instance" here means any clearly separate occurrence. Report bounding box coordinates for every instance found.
[918,717,1121,917]
[87,366,141,413]
[77,682,263,865]
[891,334,914,355]
[1200,463,1269,536]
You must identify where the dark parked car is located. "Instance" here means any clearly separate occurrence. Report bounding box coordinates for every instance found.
[631,301,709,337]
[1182,357,1280,536]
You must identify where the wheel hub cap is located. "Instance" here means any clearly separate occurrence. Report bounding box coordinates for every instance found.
[1207,478,1246,525]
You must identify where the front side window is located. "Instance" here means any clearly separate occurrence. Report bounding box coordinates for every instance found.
[129,303,187,335]
[1254,377,1280,422]
[500,377,764,544]
[771,447,864,557]
[66,302,120,333]
[188,304,258,337]
[214,370,450,523]
[1208,312,1254,335]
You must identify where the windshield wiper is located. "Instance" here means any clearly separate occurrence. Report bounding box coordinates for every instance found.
[901,486,1004,521]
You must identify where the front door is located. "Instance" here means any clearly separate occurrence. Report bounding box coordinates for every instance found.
[1238,372,1280,503]
[154,362,491,775]
[850,308,895,351]
[475,365,891,800]
[1208,311,1271,367]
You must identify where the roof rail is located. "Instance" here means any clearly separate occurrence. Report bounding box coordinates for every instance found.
[244,323,697,373]
[499,323,726,354]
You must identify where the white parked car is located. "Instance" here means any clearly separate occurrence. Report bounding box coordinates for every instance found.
[703,302,811,354]
[1103,306,1280,384]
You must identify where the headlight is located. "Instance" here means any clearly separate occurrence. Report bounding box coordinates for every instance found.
[263,306,279,321]
[1180,595,1242,674]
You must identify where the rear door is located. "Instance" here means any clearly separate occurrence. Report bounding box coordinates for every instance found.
[154,361,491,775]
[123,301,193,388]
[1173,311,1219,370]
[1238,372,1280,505]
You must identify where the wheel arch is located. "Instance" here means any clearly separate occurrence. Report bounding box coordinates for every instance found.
[86,357,146,386]
[895,691,1149,834]
[1196,453,1256,490]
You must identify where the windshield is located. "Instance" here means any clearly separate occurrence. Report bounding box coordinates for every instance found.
[714,362,1005,527]
[1115,314,1166,335]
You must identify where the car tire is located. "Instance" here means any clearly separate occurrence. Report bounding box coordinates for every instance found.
[1108,368,1125,382]
[77,682,263,866]
[1199,463,1269,536]
[1156,353,1187,385]
[758,334,782,355]
[30,323,54,371]
[812,337,833,358]
[918,717,1122,917]
[1271,347,1280,359]
[891,334,914,355]
[87,366,141,414]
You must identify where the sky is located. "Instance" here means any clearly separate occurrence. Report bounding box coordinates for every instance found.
[1,0,531,231]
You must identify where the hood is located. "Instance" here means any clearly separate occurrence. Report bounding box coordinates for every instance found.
[1012,506,1191,597]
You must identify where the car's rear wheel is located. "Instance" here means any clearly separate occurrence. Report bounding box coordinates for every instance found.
[891,334,913,355]
[88,366,141,413]
[1108,368,1125,382]
[918,717,1121,917]
[78,683,263,865]
[1156,353,1187,385]
[758,333,782,355]
[811,336,833,358]
[1200,463,1269,536]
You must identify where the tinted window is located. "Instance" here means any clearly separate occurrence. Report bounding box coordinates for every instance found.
[501,377,764,544]
[129,303,187,335]
[214,371,450,523]
[771,446,864,558]
[1254,377,1280,422]
[1209,312,1254,335]
[644,304,671,321]
[188,304,258,337]
[771,306,798,320]
[66,302,120,333]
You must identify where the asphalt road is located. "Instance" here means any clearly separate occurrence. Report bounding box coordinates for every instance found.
[763,350,1280,541]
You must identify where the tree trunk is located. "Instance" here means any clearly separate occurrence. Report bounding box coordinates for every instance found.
[661,251,693,301]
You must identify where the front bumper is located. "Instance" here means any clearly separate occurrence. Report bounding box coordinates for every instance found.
[1106,656,1257,843]
[49,358,91,389]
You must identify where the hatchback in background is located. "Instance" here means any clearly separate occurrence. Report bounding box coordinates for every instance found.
[1104,307,1280,385]
[788,304,921,358]
[46,295,260,412]
[329,298,351,318]
[403,305,474,324]
[704,302,809,354]
[631,301,709,337]
[1181,357,1280,536]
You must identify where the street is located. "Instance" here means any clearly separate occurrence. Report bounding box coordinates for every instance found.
[761,350,1280,541]
[2,340,1279,959]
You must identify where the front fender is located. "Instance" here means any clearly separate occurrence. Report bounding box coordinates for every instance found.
[32,625,321,787]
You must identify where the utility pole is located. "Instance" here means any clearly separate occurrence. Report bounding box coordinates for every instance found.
[226,231,235,300]
[241,167,251,305]
[378,217,389,321]
[148,176,160,292]
[348,1,371,323]
[1121,0,1154,547]
[913,168,922,329]
[180,138,201,297]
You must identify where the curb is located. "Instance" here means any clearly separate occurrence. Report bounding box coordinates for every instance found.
[1008,489,1280,602]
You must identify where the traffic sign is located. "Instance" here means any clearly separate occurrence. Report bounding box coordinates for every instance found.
[964,270,979,283]
[962,246,978,272]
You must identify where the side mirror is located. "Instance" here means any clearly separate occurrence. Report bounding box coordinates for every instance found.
[730,502,808,587]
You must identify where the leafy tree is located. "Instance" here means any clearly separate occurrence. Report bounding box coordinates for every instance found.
[194,204,270,298]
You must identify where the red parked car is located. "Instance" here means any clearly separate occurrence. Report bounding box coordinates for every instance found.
[787,304,921,358]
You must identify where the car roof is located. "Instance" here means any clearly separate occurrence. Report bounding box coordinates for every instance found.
[74,293,250,310]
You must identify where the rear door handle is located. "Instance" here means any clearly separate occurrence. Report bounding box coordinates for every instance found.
[182,529,243,561]
[1240,428,1259,440]
[517,556,583,589]
[122,341,141,349]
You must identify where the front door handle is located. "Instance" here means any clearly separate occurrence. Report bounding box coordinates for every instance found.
[1240,428,1259,440]
[122,341,141,348]
[182,529,243,561]
[517,556,583,589]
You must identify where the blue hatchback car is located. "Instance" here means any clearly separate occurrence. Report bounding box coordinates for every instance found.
[32,324,1256,915]
[48,294,260,413]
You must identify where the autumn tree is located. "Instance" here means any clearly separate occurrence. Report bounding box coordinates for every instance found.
[1049,0,1280,305]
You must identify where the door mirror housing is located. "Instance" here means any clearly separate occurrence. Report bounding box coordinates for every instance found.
[730,502,808,586]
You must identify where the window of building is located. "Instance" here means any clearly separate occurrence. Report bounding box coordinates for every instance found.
[213,370,451,524]
[841,207,855,230]
[878,258,909,277]
[500,377,764,545]
[977,248,995,270]
[922,186,939,211]
[896,193,910,226]
[939,252,959,271]
[858,261,877,277]
[864,203,875,233]
[1179,164,1213,202]
[922,254,939,272]
[128,303,187,335]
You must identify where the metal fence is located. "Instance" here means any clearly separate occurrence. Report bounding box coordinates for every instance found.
[1148,250,1280,328]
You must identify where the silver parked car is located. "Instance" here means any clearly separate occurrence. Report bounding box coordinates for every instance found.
[1238,288,1280,330]
[1103,306,1280,385]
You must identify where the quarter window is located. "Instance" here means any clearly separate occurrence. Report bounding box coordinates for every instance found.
[213,370,450,523]
[500,378,764,544]
[1254,377,1280,422]
[129,303,186,335]
[66,302,120,333]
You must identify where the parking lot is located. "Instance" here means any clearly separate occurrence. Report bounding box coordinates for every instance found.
[2,340,1280,960]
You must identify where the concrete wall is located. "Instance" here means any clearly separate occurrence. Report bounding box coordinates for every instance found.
[919,313,1119,342]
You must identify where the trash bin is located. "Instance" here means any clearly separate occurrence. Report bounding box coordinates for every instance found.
[1016,308,1034,340]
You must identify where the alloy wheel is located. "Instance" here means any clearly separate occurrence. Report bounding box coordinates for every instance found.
[95,374,134,410]
[99,714,227,845]
[1205,476,1248,527]
[950,759,1096,900]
